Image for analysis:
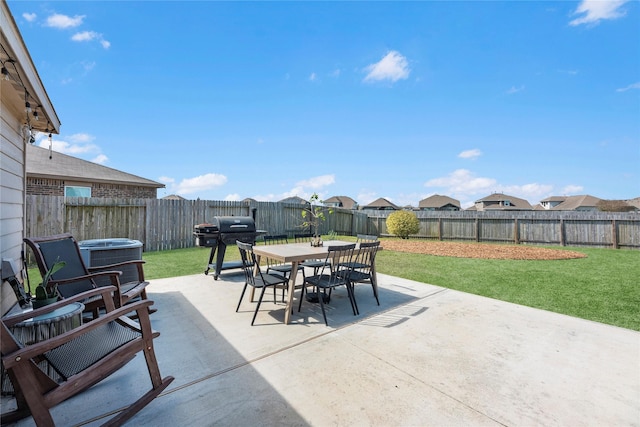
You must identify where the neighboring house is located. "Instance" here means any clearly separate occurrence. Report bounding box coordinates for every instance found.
[539,196,567,210]
[418,195,461,211]
[26,144,164,198]
[361,197,399,211]
[279,196,309,205]
[1,2,61,314]
[547,195,601,211]
[162,194,186,200]
[474,193,533,211]
[324,195,358,210]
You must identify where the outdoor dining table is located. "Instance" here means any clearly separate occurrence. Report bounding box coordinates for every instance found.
[251,240,379,324]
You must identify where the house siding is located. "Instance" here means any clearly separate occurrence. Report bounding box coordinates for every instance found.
[0,98,24,313]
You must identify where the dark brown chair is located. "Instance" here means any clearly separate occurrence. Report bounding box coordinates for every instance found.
[1,286,174,426]
[24,233,151,319]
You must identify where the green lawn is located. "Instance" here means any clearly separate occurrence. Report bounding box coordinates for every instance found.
[27,238,640,331]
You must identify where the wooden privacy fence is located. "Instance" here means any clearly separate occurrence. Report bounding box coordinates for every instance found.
[25,196,640,251]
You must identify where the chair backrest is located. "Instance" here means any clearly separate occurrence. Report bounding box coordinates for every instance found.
[354,241,381,275]
[318,244,357,283]
[264,234,289,245]
[356,234,378,243]
[294,233,314,243]
[236,240,260,286]
[23,233,97,298]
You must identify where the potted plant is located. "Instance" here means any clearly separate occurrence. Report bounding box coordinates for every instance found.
[301,193,333,247]
[32,258,66,309]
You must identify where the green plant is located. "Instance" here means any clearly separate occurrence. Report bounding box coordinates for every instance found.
[34,258,66,301]
[301,193,333,239]
[386,210,420,239]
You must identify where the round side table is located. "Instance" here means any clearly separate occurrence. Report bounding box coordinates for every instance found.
[1,302,84,395]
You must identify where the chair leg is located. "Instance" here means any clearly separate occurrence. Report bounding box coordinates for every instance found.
[347,282,359,316]
[252,286,268,326]
[236,284,248,312]
[371,283,380,306]
[298,283,306,312]
[318,287,328,326]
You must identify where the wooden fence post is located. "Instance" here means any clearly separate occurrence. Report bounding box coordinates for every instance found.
[612,219,618,249]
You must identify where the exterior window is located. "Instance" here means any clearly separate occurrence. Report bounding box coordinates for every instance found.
[65,186,91,197]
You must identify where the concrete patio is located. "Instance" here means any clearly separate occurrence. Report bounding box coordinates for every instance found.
[2,269,639,426]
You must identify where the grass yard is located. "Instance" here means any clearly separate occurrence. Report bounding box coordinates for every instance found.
[26,237,640,331]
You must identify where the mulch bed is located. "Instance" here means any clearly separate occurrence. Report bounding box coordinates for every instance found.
[380,240,587,260]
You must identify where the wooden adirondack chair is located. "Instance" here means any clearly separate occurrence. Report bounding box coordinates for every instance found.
[1,285,174,426]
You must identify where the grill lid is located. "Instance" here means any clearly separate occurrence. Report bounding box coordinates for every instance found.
[212,216,256,233]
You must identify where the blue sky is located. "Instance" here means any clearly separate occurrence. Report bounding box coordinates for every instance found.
[9,0,639,208]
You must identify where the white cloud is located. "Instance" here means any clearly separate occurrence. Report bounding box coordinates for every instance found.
[72,31,111,49]
[330,69,341,78]
[507,85,525,95]
[158,176,175,185]
[458,149,482,160]
[46,13,85,29]
[296,174,335,189]
[363,51,410,83]
[173,173,228,195]
[616,82,640,92]
[224,193,241,201]
[91,154,108,164]
[72,31,98,42]
[561,185,584,194]
[356,191,377,206]
[309,72,317,82]
[23,13,37,22]
[252,174,335,203]
[501,183,554,202]
[425,169,496,195]
[569,0,629,26]
[35,132,109,164]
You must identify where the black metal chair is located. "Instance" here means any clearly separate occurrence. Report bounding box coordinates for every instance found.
[356,234,378,244]
[262,234,304,301]
[294,233,329,275]
[236,241,289,325]
[340,241,381,315]
[298,244,358,326]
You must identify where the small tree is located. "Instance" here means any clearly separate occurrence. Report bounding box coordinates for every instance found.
[386,210,419,239]
[301,193,333,242]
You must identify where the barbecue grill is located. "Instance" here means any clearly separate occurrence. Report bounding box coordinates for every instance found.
[194,216,266,280]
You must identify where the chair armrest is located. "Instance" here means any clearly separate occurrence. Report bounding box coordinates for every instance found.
[1,286,117,327]
[1,299,155,370]
[89,260,146,282]
[49,270,122,287]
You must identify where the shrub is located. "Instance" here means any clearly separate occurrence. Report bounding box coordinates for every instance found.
[386,210,420,239]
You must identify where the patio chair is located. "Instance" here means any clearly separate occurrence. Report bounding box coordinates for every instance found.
[294,233,329,275]
[339,241,381,315]
[1,285,174,426]
[263,234,304,301]
[24,233,151,320]
[298,244,358,326]
[236,241,289,326]
[356,234,378,243]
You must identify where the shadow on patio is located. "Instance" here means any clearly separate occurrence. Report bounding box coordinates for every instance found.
[2,271,638,426]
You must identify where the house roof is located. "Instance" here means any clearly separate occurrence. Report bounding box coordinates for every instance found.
[540,196,567,203]
[26,144,164,188]
[550,195,601,210]
[418,195,461,209]
[324,196,358,209]
[475,193,533,210]
[162,194,186,200]
[363,197,399,209]
[279,196,309,204]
